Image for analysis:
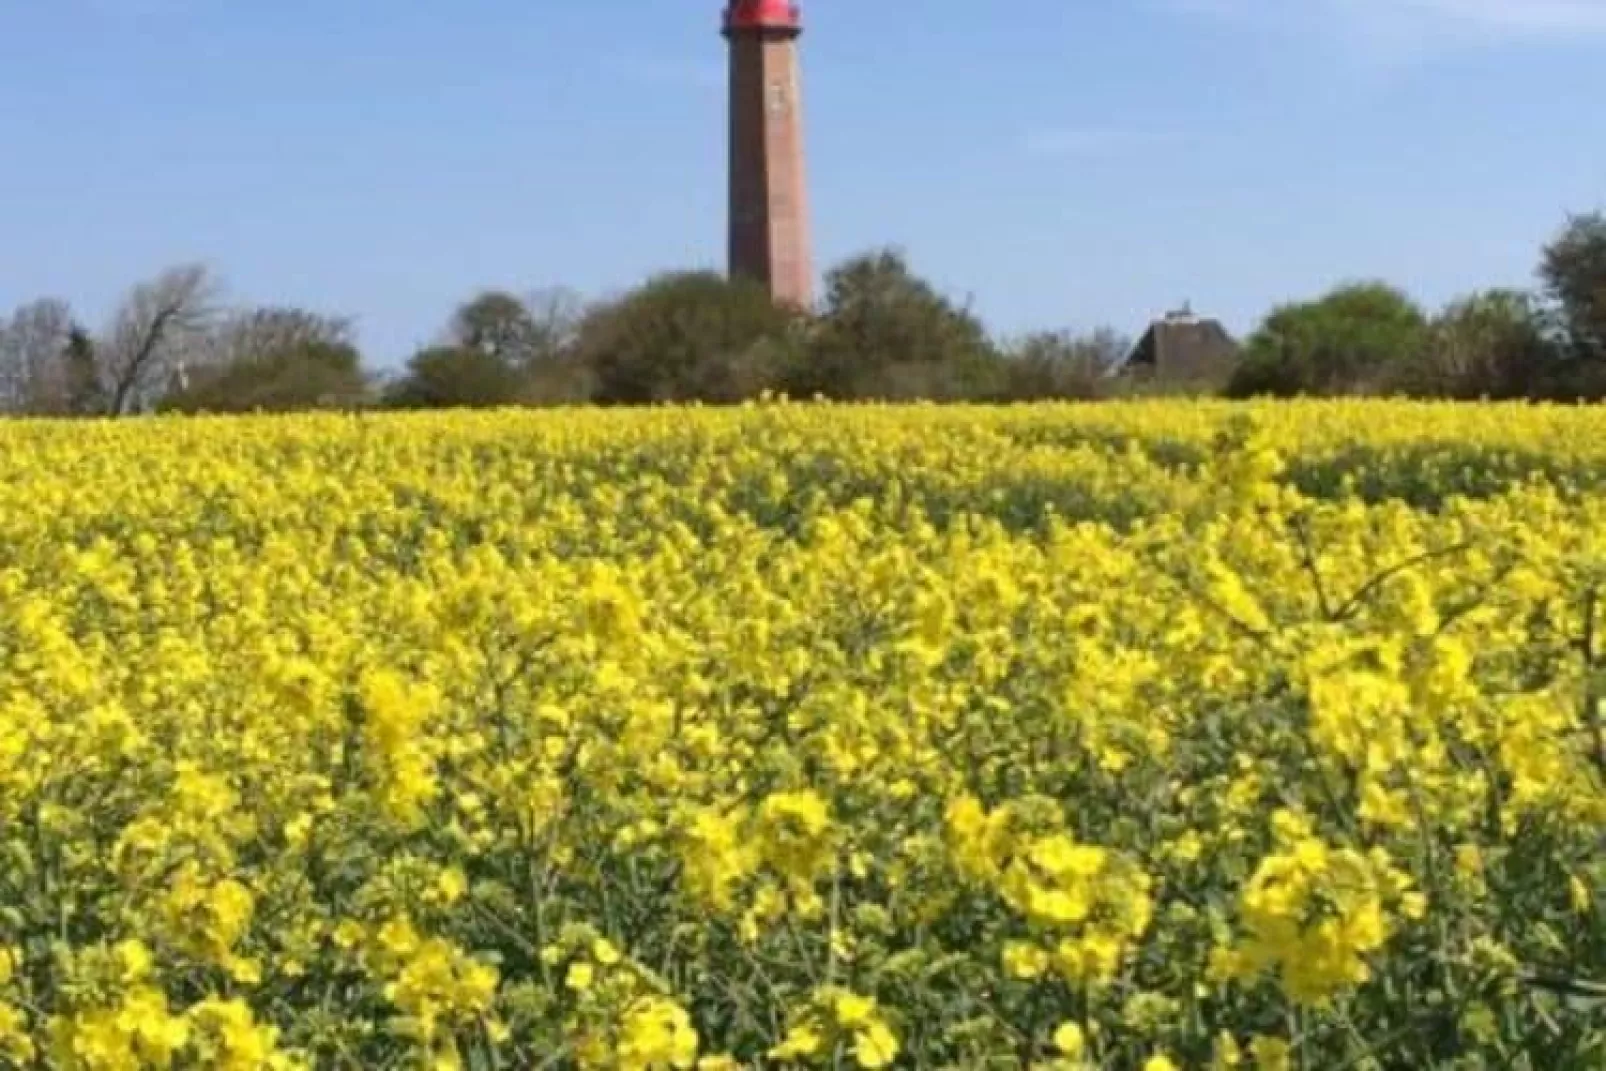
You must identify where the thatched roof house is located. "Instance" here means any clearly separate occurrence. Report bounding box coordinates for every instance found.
[1121,305,1239,385]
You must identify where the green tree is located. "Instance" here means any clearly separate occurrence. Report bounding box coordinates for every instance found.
[162,340,370,414]
[59,328,101,416]
[572,271,799,404]
[447,290,573,368]
[383,345,525,409]
[791,249,998,400]
[382,289,592,409]
[1227,282,1428,398]
[1540,213,1606,395]
[1542,212,1606,353]
[1394,290,1559,400]
[450,291,539,361]
[995,328,1128,401]
[444,289,592,404]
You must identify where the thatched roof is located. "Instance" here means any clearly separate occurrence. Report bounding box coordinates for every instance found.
[1123,306,1240,383]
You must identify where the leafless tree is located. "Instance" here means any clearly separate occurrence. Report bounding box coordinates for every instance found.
[196,306,354,372]
[444,287,584,370]
[524,287,585,364]
[994,327,1131,401]
[0,298,76,413]
[98,264,219,415]
[1393,290,1557,400]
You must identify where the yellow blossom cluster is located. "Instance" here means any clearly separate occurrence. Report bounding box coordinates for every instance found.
[0,399,1603,1067]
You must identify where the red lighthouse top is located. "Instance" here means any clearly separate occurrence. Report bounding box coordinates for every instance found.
[723,0,802,34]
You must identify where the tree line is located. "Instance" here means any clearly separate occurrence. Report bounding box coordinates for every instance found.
[2,212,1602,417]
[1226,212,1606,401]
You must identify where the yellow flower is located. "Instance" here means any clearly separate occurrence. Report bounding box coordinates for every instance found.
[617,997,699,1070]
[1212,1032,1243,1068]
[755,790,834,883]
[332,919,367,951]
[376,916,421,962]
[122,986,190,1064]
[566,962,596,992]
[1400,891,1429,920]
[187,998,286,1071]
[9,402,1606,1067]
[1053,1022,1086,1059]
[436,867,468,905]
[769,1022,824,1062]
[853,1020,899,1069]
[208,879,256,950]
[831,992,877,1029]
[0,1001,35,1063]
[1003,940,1051,980]
[679,806,754,910]
[1250,1036,1292,1071]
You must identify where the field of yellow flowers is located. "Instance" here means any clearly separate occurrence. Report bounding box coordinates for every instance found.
[1,400,1604,1069]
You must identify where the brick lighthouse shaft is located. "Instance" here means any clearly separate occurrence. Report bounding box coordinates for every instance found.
[724,1,813,309]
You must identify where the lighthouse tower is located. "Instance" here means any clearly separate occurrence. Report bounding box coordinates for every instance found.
[724,0,813,308]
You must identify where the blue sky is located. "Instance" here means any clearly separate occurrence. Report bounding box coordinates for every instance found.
[0,0,1602,364]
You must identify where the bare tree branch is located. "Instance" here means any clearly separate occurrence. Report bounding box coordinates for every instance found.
[444,288,584,371]
[196,306,354,373]
[0,298,75,414]
[523,287,585,365]
[99,264,219,416]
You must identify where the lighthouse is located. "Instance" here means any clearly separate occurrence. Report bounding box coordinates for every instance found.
[724,0,813,309]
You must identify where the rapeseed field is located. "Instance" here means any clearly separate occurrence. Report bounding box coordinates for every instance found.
[0,401,1603,1069]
